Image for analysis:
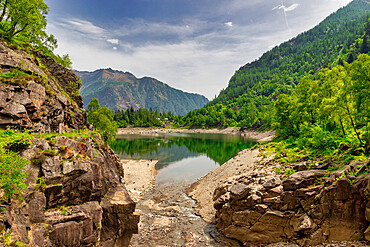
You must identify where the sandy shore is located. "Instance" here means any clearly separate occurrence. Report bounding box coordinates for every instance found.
[117,127,275,142]
[122,159,158,202]
[187,148,263,223]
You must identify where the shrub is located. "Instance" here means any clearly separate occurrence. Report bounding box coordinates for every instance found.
[0,149,28,199]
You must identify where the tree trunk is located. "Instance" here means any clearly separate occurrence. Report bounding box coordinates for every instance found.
[346,106,363,144]
[0,0,8,23]
[339,119,346,136]
[10,24,28,38]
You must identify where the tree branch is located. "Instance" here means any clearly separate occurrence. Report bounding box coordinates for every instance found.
[0,0,9,23]
[10,24,28,38]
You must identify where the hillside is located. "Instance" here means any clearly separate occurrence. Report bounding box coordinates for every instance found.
[182,0,370,128]
[75,69,209,116]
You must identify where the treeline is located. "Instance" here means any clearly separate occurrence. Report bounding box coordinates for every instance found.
[113,108,178,128]
[274,54,369,150]
[180,0,370,129]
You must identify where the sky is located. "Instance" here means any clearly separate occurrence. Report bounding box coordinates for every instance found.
[45,0,353,99]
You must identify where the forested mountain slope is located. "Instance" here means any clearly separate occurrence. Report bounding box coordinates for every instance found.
[181,0,370,128]
[76,69,209,116]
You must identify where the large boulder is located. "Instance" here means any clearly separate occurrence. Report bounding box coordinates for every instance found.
[214,160,370,246]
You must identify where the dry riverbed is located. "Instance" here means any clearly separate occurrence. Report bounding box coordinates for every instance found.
[123,159,240,246]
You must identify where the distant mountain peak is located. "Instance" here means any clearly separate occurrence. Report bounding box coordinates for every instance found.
[75,69,209,115]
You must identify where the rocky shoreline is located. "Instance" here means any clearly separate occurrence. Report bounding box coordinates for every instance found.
[188,148,369,246]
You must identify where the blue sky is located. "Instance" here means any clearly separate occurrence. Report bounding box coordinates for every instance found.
[45,0,352,99]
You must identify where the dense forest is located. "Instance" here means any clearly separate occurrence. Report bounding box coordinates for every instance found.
[271,54,369,162]
[180,0,370,129]
[113,107,177,128]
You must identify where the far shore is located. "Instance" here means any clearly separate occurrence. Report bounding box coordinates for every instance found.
[117,127,275,142]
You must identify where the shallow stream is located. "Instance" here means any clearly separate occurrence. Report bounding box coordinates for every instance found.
[110,132,256,246]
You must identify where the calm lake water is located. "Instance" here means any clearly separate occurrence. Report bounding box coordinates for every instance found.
[110,133,256,185]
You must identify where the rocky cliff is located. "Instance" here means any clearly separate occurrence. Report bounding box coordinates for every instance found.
[213,157,370,246]
[0,40,86,132]
[0,40,139,246]
[1,134,139,246]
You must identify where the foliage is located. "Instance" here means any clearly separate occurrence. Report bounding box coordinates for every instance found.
[180,1,370,129]
[114,107,178,128]
[0,148,27,199]
[87,98,118,142]
[0,0,73,69]
[0,0,55,49]
[274,54,370,158]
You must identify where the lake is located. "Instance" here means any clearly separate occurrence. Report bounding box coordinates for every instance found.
[110,132,256,185]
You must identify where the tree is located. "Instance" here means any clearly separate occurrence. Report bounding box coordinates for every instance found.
[0,0,56,50]
[87,99,118,142]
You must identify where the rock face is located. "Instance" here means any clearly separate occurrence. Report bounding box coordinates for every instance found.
[0,40,87,132]
[214,159,370,246]
[1,135,139,246]
[0,40,139,246]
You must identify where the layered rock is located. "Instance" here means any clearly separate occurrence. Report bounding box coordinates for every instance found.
[1,134,139,246]
[214,158,370,246]
[0,40,86,132]
[0,40,139,246]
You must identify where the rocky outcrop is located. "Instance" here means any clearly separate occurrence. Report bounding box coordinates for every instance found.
[0,40,139,246]
[1,134,139,246]
[214,158,370,246]
[0,40,87,132]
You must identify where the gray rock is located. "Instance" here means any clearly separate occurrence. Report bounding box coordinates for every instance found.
[63,160,91,176]
[41,156,61,184]
[230,183,251,199]
[263,177,282,190]
[283,170,326,191]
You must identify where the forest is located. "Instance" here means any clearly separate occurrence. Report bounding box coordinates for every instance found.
[180,0,370,129]
[113,107,178,128]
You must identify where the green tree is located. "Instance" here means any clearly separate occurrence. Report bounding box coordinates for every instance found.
[87,99,118,142]
[0,0,56,49]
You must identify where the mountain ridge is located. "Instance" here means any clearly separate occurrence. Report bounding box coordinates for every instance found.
[76,68,209,115]
[181,0,370,128]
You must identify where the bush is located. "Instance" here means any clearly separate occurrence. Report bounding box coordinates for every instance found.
[0,149,27,199]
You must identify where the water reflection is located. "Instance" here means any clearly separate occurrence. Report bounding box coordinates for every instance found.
[109,133,256,184]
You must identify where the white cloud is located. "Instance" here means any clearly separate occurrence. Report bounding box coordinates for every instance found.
[47,0,354,99]
[107,39,119,45]
[225,22,233,27]
[64,18,106,35]
[273,3,300,12]
[282,3,300,12]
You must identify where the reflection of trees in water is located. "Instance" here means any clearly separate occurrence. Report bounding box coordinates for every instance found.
[109,133,256,166]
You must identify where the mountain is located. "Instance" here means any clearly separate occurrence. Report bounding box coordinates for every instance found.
[182,0,370,128]
[75,69,209,115]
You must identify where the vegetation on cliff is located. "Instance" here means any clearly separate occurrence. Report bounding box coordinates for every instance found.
[0,0,71,68]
